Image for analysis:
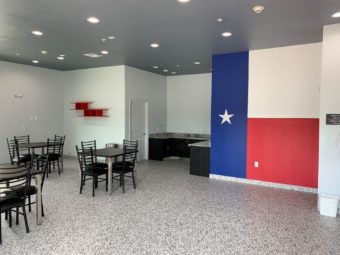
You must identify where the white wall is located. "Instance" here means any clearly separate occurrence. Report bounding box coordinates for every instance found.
[167,73,211,134]
[125,66,167,137]
[0,61,64,163]
[249,43,321,118]
[319,24,340,197]
[63,66,125,156]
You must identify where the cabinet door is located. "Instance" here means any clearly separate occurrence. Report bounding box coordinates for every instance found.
[171,139,181,157]
[190,147,200,175]
[149,138,165,160]
[199,147,210,177]
[178,139,188,158]
[164,139,172,157]
[183,139,191,158]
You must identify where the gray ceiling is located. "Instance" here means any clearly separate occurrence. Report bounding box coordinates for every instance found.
[0,0,340,75]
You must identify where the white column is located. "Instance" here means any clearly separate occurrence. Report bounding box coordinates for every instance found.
[318,24,340,217]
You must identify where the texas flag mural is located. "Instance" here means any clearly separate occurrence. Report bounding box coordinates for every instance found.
[210,52,319,188]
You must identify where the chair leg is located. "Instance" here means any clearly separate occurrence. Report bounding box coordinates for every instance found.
[22,205,29,233]
[28,195,31,212]
[132,171,136,189]
[95,176,98,188]
[92,176,95,197]
[9,210,12,228]
[122,173,125,193]
[80,174,83,194]
[41,198,45,217]
[16,207,19,225]
[5,211,7,220]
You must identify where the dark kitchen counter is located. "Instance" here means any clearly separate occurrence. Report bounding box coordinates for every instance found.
[149,132,210,161]
[149,132,210,140]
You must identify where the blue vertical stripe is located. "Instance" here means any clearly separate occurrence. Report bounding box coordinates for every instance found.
[210,52,249,178]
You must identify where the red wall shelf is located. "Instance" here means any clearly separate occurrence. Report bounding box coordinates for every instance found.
[71,102,108,117]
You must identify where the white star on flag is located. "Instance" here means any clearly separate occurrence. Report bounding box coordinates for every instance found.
[219,109,234,125]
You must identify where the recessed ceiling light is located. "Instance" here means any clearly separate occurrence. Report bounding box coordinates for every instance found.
[176,64,180,67]
[32,60,39,64]
[222,32,232,37]
[217,18,224,23]
[163,69,168,72]
[150,43,160,48]
[332,12,340,18]
[100,50,109,55]
[83,53,103,58]
[57,56,64,60]
[101,38,107,42]
[87,16,100,24]
[16,53,20,56]
[32,30,43,36]
[41,50,48,55]
[177,0,191,3]
[59,54,65,57]
[108,36,115,39]
[253,5,265,14]
[153,66,159,69]
[171,72,177,74]
[194,61,201,65]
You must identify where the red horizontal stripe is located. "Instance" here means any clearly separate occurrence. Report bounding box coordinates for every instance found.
[246,118,319,188]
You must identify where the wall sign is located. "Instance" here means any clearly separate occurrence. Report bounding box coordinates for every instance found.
[326,114,340,125]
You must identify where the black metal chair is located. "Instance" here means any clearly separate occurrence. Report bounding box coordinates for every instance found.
[6,138,31,166]
[54,135,66,172]
[0,165,30,244]
[76,145,108,197]
[112,140,138,193]
[81,140,108,169]
[10,155,49,216]
[39,138,63,177]
[13,135,31,165]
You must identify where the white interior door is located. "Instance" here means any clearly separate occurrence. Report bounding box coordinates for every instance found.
[130,101,147,161]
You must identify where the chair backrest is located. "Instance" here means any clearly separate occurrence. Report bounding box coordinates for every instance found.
[0,165,31,202]
[75,145,85,174]
[13,137,33,166]
[79,145,96,170]
[122,140,138,169]
[14,135,30,155]
[55,135,66,155]
[6,138,16,165]
[46,138,62,155]
[81,140,98,163]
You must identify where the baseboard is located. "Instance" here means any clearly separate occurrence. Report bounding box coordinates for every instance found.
[209,174,317,193]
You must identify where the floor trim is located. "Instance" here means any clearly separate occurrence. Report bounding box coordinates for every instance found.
[209,174,317,193]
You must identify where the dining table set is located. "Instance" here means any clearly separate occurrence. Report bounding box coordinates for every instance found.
[0,134,65,244]
[76,139,139,196]
[0,135,138,244]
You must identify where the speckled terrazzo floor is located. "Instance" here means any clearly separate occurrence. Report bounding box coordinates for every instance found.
[1,158,340,255]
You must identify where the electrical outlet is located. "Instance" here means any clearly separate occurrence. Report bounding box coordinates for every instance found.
[254,161,259,168]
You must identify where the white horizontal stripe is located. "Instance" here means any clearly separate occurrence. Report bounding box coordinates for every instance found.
[248,43,321,118]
